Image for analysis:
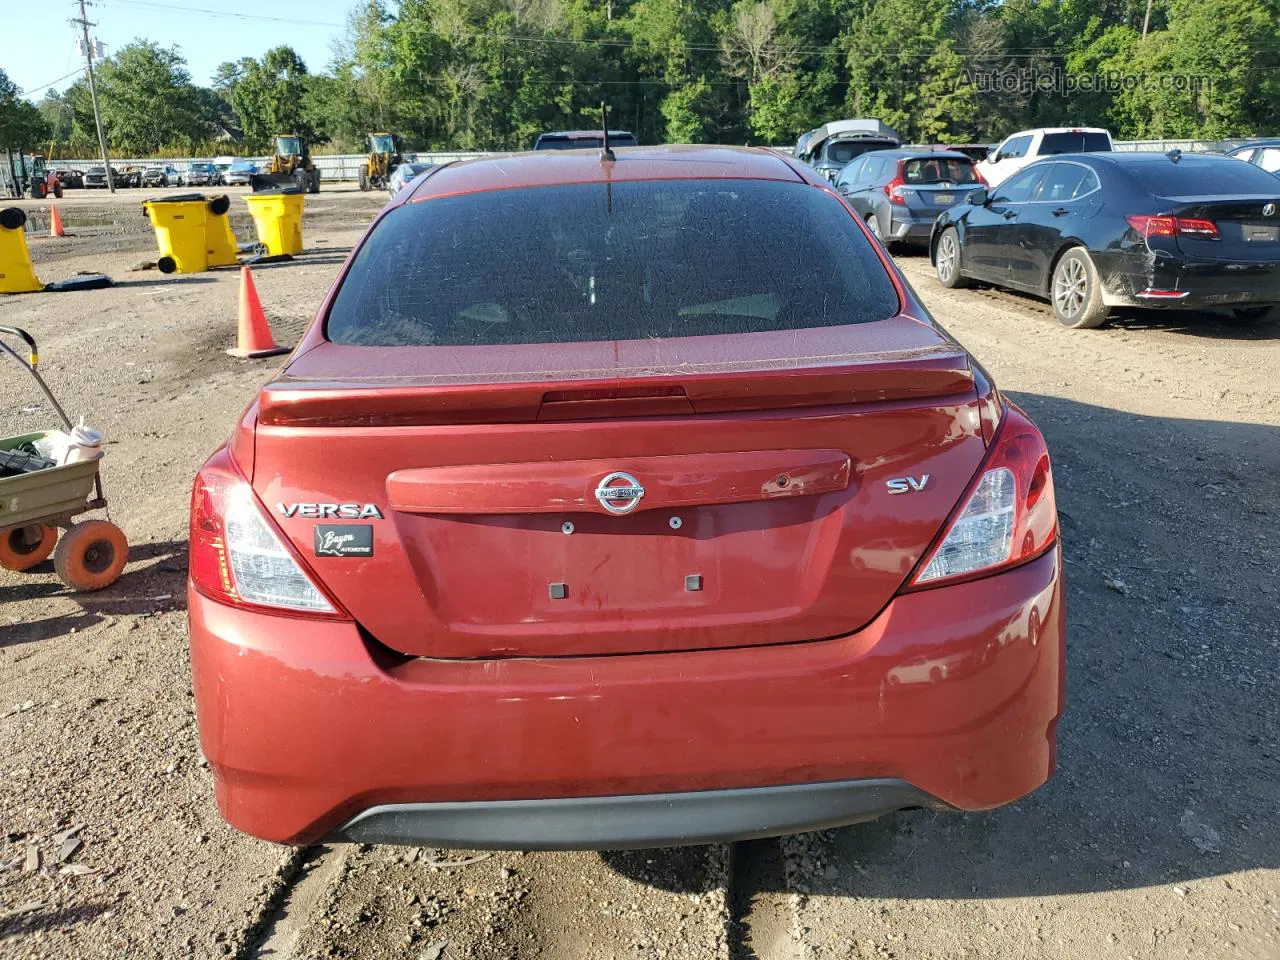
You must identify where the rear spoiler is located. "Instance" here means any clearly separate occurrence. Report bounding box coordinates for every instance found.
[257,354,975,427]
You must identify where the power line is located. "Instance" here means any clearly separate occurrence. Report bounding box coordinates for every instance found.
[105,0,344,27]
[20,67,87,98]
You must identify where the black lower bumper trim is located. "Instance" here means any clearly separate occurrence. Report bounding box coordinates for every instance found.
[327,779,949,851]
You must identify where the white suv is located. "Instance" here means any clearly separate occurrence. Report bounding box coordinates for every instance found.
[976,127,1113,187]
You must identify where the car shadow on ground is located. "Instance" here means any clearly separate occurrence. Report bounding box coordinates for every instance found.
[603,392,1280,901]
[0,539,186,649]
[911,267,1280,341]
[1107,309,1280,341]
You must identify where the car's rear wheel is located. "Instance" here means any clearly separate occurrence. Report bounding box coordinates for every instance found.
[866,214,883,241]
[934,227,969,288]
[1051,248,1109,329]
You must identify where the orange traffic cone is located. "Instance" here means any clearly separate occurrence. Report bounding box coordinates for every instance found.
[227,266,290,359]
[49,205,66,238]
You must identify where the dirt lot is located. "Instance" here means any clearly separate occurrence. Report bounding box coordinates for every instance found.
[1,186,1277,960]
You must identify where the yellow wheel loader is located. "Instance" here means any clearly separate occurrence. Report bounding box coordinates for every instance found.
[358,132,402,192]
[251,135,320,194]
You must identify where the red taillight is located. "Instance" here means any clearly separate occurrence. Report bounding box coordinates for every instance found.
[884,161,908,205]
[1126,215,1219,239]
[190,448,350,619]
[907,403,1057,589]
[1173,217,1219,238]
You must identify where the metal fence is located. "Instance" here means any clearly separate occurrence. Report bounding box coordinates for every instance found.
[44,152,497,182]
[41,139,1273,182]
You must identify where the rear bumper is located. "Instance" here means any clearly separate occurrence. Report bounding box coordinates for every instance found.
[889,215,940,241]
[189,547,1064,848]
[334,779,946,851]
[1098,248,1280,308]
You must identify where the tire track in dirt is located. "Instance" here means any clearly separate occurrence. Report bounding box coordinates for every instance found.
[260,844,731,960]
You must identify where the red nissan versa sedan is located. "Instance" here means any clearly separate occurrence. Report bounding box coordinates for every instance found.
[188,146,1064,850]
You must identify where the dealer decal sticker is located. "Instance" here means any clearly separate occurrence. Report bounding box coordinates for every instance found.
[314,525,374,558]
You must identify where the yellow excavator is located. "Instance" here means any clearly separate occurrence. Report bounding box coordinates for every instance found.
[358,132,402,192]
[252,134,320,193]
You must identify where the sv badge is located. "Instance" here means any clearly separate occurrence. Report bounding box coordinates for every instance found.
[886,475,930,495]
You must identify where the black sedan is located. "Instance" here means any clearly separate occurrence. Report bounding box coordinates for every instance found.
[836,149,982,248]
[930,152,1280,328]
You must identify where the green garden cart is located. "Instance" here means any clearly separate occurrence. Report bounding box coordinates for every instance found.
[0,326,128,590]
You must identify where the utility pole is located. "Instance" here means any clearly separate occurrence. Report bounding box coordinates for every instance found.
[72,0,113,193]
[1142,0,1154,36]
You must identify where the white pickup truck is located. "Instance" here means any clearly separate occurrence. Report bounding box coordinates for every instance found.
[976,127,1114,187]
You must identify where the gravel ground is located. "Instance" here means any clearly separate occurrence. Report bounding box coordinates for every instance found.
[1,188,1276,959]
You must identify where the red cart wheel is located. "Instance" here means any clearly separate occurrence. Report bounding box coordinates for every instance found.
[0,524,57,571]
[54,520,128,591]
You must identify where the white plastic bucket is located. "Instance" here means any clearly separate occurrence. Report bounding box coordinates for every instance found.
[64,421,104,464]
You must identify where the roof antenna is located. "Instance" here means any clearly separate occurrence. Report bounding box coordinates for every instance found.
[599,102,615,163]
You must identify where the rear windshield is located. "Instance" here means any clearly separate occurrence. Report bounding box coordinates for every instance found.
[903,157,978,184]
[327,179,899,346]
[1126,158,1280,196]
[825,140,895,165]
[1040,132,1111,154]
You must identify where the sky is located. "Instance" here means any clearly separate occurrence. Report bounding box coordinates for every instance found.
[6,0,364,102]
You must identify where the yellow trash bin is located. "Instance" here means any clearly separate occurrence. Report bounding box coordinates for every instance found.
[0,208,43,294]
[143,194,209,274]
[204,195,239,268]
[244,190,304,257]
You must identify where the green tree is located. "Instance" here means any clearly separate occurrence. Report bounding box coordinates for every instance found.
[91,42,205,153]
[37,91,76,144]
[842,0,977,140]
[627,0,728,143]
[1105,0,1280,138]
[746,73,807,142]
[0,69,50,148]
[220,46,318,150]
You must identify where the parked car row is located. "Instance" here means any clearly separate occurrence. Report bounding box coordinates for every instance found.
[931,150,1280,327]
[69,159,259,188]
[799,117,1280,329]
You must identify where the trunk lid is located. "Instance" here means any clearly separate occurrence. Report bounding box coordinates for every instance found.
[251,320,989,659]
[1164,194,1280,261]
[901,183,967,219]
